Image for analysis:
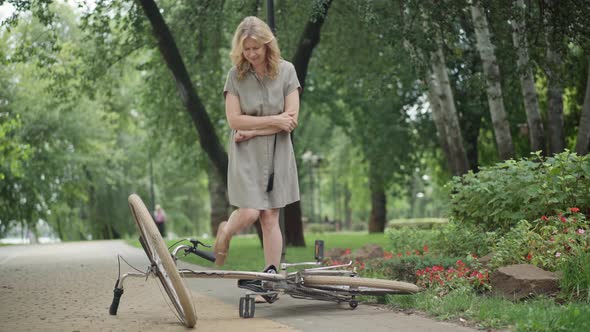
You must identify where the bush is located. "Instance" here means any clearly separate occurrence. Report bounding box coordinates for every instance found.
[490,209,590,271]
[415,256,491,295]
[449,151,590,234]
[369,254,466,283]
[305,223,336,233]
[432,220,494,257]
[386,227,438,254]
[388,218,448,230]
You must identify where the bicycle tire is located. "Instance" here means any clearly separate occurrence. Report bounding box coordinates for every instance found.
[128,194,197,328]
[302,275,420,295]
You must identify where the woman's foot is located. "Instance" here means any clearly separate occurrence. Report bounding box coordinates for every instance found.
[214,221,231,266]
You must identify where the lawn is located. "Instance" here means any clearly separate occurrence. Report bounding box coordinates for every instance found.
[130,231,391,272]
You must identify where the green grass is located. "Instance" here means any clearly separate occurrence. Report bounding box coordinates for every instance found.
[128,231,391,272]
[387,289,590,331]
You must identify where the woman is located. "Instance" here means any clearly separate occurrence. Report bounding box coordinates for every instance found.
[214,16,301,276]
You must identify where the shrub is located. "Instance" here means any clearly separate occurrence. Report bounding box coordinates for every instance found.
[490,209,590,271]
[388,218,448,230]
[449,151,590,234]
[386,227,438,254]
[431,220,495,257]
[371,253,466,283]
[415,255,491,295]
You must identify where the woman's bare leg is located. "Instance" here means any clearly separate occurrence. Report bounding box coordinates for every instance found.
[224,208,260,236]
[259,209,282,269]
[214,208,260,265]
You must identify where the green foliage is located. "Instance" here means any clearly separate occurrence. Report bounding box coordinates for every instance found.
[559,251,590,303]
[386,227,438,254]
[415,256,491,295]
[432,221,494,257]
[367,253,466,283]
[450,151,590,234]
[490,210,590,271]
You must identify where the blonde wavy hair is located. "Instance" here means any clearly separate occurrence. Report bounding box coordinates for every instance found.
[230,16,281,80]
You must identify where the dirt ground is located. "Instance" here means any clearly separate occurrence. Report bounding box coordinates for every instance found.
[0,240,479,332]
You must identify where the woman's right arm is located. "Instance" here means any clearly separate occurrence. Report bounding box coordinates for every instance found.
[225,92,296,132]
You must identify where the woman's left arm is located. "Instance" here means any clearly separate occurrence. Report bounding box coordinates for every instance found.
[283,88,300,123]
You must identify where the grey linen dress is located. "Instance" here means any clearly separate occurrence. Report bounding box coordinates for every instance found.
[224,60,301,209]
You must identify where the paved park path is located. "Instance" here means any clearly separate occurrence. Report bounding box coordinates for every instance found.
[0,240,480,331]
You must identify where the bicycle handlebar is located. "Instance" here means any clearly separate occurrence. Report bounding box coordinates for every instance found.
[192,247,216,262]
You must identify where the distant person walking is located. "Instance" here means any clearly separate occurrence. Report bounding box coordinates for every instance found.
[153,204,167,237]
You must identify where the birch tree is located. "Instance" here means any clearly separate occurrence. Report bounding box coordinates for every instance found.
[544,47,566,154]
[399,2,470,176]
[470,0,514,160]
[431,44,470,175]
[511,0,545,154]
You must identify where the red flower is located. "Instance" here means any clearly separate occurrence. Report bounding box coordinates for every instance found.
[344,248,351,255]
[526,253,532,260]
[560,216,567,223]
[570,207,580,213]
[423,245,429,253]
[541,215,548,221]
[406,251,411,256]
[397,253,403,257]
[383,252,393,259]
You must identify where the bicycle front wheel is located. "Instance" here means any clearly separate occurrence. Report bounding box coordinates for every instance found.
[128,194,197,328]
[302,275,420,295]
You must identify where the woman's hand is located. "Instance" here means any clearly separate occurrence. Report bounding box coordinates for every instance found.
[235,130,256,143]
[273,112,298,132]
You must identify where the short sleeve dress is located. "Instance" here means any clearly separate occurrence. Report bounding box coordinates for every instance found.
[223,60,301,209]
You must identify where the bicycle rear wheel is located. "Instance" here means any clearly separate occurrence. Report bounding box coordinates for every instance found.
[128,194,197,328]
[302,275,420,295]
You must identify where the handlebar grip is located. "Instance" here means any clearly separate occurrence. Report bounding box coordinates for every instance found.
[194,248,216,262]
[109,287,124,315]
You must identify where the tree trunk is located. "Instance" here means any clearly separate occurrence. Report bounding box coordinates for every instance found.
[512,0,545,155]
[425,71,454,173]
[368,166,386,233]
[208,161,230,236]
[431,46,470,176]
[545,49,565,155]
[471,0,515,160]
[544,5,565,155]
[137,0,228,184]
[575,61,590,155]
[344,185,352,230]
[402,15,467,175]
[284,0,333,246]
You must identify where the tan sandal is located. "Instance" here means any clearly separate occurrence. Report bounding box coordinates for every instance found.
[214,221,231,266]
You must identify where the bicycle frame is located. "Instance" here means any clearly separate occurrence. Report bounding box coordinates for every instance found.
[113,241,360,317]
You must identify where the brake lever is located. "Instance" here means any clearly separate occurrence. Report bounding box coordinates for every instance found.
[188,239,212,249]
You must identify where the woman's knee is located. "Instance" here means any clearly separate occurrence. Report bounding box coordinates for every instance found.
[259,209,279,228]
[237,208,260,222]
